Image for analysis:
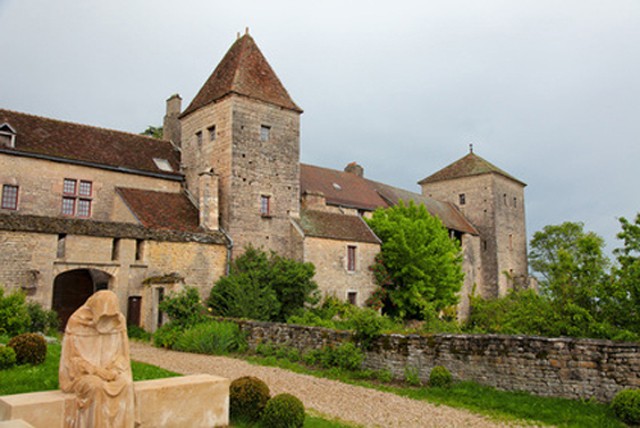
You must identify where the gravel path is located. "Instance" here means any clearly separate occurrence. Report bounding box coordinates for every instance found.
[130,341,524,428]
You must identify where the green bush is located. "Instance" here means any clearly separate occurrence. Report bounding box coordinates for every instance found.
[429,365,453,388]
[404,365,422,386]
[612,389,640,424]
[159,287,207,327]
[173,321,247,355]
[261,393,305,428]
[153,323,182,349]
[0,345,16,369]
[351,307,384,350]
[7,333,47,365]
[229,376,271,423]
[127,325,152,341]
[328,342,364,371]
[0,288,30,337]
[26,302,59,335]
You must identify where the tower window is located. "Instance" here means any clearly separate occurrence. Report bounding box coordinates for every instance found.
[260,195,271,217]
[208,125,216,141]
[459,193,466,205]
[1,185,18,210]
[196,131,203,148]
[347,245,357,272]
[513,197,517,208]
[260,125,271,142]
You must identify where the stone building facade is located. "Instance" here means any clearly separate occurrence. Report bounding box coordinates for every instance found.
[0,32,529,326]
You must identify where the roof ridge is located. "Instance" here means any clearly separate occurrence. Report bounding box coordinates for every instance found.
[0,107,169,146]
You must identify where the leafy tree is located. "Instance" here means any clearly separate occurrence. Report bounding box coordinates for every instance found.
[141,125,163,139]
[208,246,319,322]
[529,221,610,313]
[366,201,464,320]
[159,286,207,327]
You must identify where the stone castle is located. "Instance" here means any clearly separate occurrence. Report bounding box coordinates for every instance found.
[0,33,529,330]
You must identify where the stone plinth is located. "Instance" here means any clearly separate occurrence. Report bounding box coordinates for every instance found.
[0,375,229,428]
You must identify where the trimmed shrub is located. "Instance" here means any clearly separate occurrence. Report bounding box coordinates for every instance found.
[429,365,453,388]
[7,333,47,365]
[173,321,247,355]
[261,393,305,428]
[0,345,16,369]
[230,376,271,423]
[612,389,640,425]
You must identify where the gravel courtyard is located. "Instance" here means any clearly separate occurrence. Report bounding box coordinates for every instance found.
[130,341,528,428]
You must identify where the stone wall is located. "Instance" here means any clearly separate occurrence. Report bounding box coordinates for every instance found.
[234,319,640,402]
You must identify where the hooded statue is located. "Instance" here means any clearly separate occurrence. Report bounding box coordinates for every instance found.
[59,290,135,428]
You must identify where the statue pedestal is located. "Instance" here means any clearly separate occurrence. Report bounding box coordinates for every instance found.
[0,374,229,428]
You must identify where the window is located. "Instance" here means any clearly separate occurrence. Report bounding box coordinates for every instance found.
[111,238,120,261]
[260,195,271,217]
[513,197,517,208]
[57,234,67,258]
[196,131,203,148]
[153,158,174,172]
[1,185,18,210]
[0,123,16,148]
[503,193,507,205]
[135,239,145,262]
[347,245,356,272]
[260,125,270,142]
[208,125,216,141]
[347,291,357,305]
[459,193,466,205]
[62,179,92,217]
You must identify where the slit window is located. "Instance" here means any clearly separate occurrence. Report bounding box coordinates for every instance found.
[111,238,120,261]
[347,245,357,272]
[260,125,271,142]
[1,185,18,210]
[135,239,145,262]
[196,131,203,148]
[459,193,466,205]
[208,125,216,141]
[57,234,67,258]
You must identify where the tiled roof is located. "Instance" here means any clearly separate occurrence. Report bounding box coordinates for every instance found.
[0,108,181,178]
[300,164,478,235]
[182,34,302,117]
[0,213,226,244]
[116,188,203,233]
[294,210,380,244]
[418,152,526,186]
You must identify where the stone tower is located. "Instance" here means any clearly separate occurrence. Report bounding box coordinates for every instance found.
[418,150,528,298]
[179,33,303,257]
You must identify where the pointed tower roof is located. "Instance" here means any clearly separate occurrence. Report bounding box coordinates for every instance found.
[181,33,302,117]
[418,151,526,186]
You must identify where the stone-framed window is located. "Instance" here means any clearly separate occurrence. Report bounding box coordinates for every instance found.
[135,239,145,262]
[347,291,358,305]
[347,245,357,272]
[208,125,216,141]
[62,178,92,218]
[1,184,18,210]
[260,195,271,217]
[459,193,466,205]
[260,125,271,142]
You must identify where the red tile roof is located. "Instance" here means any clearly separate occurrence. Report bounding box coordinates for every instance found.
[116,188,202,233]
[0,109,181,178]
[418,152,526,186]
[182,34,302,117]
[300,164,478,235]
[294,210,380,244]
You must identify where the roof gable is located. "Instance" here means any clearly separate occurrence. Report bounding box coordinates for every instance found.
[0,109,181,178]
[182,34,302,117]
[418,152,525,186]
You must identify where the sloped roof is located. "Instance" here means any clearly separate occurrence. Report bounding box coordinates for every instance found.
[116,188,202,233]
[182,34,302,117]
[418,152,526,186]
[0,109,181,178]
[295,210,380,244]
[300,164,478,235]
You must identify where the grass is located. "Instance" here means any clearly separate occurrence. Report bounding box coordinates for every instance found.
[245,355,624,428]
[232,411,358,428]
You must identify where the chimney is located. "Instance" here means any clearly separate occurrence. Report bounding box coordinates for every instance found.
[163,94,182,146]
[301,191,326,210]
[344,162,363,177]
[198,170,219,230]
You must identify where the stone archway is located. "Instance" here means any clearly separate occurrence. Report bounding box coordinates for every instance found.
[52,269,113,330]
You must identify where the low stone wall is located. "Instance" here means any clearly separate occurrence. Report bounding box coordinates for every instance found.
[234,319,640,402]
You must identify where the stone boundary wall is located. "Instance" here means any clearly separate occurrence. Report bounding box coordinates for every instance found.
[232,319,640,402]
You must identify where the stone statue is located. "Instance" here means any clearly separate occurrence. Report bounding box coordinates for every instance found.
[59,290,135,428]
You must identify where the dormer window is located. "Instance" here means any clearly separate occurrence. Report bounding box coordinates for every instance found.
[0,123,17,148]
[153,158,174,172]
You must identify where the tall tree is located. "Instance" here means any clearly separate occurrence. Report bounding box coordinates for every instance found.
[609,213,640,331]
[366,200,463,320]
[141,125,163,139]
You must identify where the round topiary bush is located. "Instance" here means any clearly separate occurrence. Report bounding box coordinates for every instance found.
[229,376,271,423]
[7,332,47,365]
[0,345,17,369]
[612,389,640,425]
[261,393,305,428]
[429,365,453,388]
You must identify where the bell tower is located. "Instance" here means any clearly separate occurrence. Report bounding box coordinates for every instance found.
[179,31,302,258]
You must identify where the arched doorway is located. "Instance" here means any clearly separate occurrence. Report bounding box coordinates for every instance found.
[52,269,112,330]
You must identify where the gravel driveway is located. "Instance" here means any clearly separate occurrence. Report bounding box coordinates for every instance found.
[129,341,533,427]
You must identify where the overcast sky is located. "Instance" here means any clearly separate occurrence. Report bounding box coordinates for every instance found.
[1,0,639,257]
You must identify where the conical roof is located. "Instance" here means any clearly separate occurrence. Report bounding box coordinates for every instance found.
[181,34,302,117]
[418,152,526,186]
